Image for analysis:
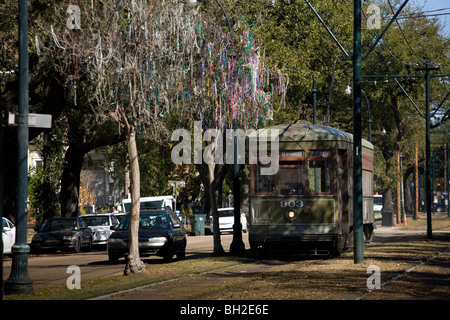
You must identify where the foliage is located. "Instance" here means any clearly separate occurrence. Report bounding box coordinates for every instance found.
[361,0,449,198]
[27,124,66,224]
[28,166,46,217]
[79,183,97,214]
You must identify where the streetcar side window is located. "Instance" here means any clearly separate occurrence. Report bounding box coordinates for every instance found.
[308,150,333,194]
[253,163,278,194]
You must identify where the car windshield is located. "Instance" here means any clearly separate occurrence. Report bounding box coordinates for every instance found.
[218,209,234,218]
[41,219,78,231]
[374,197,383,205]
[116,213,169,230]
[123,200,165,212]
[82,216,112,226]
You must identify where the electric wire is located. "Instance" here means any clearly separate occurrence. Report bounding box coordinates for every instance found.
[362,5,417,66]
[387,0,428,65]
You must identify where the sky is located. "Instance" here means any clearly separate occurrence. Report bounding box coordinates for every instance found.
[411,0,450,36]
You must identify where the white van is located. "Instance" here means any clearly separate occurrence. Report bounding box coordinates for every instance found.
[373,194,383,220]
[2,217,16,254]
[121,196,174,213]
[210,208,248,234]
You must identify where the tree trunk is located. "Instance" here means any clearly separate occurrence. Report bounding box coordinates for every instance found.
[209,163,225,256]
[60,145,84,217]
[123,126,145,275]
[380,149,397,217]
[403,173,413,215]
[382,189,394,216]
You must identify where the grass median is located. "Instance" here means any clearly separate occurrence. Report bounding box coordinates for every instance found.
[3,255,252,300]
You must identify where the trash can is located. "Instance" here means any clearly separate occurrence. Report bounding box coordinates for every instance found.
[381,208,394,227]
[189,214,206,236]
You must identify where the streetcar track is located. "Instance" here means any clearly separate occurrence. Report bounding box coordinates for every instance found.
[357,245,450,300]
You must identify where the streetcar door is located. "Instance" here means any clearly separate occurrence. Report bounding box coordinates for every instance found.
[337,150,346,236]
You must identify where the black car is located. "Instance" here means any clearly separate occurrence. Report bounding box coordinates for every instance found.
[107,210,186,263]
[31,217,92,253]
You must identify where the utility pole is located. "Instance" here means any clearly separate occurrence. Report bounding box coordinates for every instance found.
[444,144,447,194]
[416,62,440,239]
[397,152,401,224]
[447,143,450,218]
[352,0,364,264]
[363,63,449,238]
[312,76,317,124]
[415,143,419,220]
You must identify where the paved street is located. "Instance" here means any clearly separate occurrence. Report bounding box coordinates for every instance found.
[2,233,248,288]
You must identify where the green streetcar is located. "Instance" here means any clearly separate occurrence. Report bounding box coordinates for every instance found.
[249,122,375,256]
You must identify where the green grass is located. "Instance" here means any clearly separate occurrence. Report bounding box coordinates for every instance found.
[3,255,252,300]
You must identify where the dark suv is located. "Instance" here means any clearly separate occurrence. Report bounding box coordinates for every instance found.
[107,210,186,263]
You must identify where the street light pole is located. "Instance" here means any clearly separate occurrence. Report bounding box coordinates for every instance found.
[4,0,34,295]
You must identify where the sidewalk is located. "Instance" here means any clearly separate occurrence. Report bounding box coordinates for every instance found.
[374,212,450,235]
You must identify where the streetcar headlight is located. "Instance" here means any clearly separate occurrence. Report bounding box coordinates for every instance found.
[286,211,297,222]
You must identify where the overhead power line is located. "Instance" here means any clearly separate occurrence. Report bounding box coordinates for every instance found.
[383,7,450,20]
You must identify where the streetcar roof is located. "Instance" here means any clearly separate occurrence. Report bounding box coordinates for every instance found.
[253,122,373,153]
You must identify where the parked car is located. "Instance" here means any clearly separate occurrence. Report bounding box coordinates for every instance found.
[31,217,92,253]
[81,213,119,247]
[435,202,446,212]
[210,208,248,234]
[107,210,186,263]
[113,212,127,223]
[2,217,16,254]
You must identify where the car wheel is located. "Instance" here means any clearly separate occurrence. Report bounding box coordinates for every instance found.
[108,255,120,264]
[163,243,174,262]
[74,239,82,253]
[85,237,92,252]
[176,241,186,260]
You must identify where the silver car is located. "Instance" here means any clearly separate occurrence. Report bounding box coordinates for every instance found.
[81,213,119,247]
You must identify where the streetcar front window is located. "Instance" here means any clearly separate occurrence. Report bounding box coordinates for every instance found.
[279,161,305,195]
